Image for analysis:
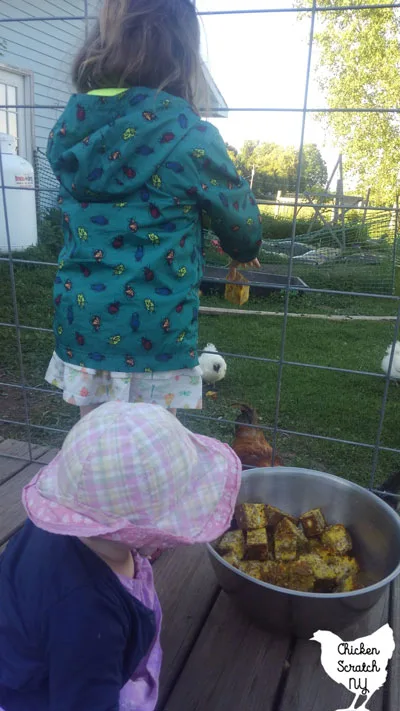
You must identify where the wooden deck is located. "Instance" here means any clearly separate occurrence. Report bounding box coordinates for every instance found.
[0,437,399,711]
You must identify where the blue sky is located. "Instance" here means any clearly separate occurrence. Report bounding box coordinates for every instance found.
[197,0,338,176]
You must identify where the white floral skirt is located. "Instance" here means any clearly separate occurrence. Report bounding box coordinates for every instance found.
[45,352,203,410]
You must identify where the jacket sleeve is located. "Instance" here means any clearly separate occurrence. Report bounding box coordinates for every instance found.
[193,124,262,262]
[46,587,131,711]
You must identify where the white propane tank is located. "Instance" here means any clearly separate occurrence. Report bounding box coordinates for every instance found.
[0,133,38,252]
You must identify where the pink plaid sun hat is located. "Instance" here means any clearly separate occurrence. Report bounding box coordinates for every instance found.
[22,402,241,549]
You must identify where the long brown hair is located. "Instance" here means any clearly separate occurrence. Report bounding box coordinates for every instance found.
[73,0,202,106]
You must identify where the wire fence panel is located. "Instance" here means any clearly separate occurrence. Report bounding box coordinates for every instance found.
[0,1,399,501]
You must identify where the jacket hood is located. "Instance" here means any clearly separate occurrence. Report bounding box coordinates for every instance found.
[47,88,201,202]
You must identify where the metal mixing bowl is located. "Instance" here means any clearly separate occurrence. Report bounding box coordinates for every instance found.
[207,467,400,638]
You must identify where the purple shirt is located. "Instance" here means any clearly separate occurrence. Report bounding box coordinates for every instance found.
[117,553,163,711]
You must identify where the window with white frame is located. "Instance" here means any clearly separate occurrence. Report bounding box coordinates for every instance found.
[0,67,33,162]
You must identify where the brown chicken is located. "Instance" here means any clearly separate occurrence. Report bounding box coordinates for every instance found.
[231,404,284,468]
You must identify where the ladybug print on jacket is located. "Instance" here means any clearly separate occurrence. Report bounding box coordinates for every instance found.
[123,166,136,179]
[125,284,135,299]
[143,111,157,122]
[160,132,175,144]
[149,203,161,219]
[91,316,101,332]
[122,127,137,141]
[144,267,154,282]
[135,245,144,261]
[165,161,184,174]
[77,104,86,121]
[91,216,109,226]
[136,145,154,156]
[148,233,160,246]
[108,302,120,315]
[166,250,175,266]
[112,236,124,249]
[141,337,153,351]
[131,313,140,331]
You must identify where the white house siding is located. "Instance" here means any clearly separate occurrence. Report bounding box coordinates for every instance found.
[0,0,98,212]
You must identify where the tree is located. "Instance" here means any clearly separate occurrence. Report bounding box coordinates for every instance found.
[304,0,400,204]
[232,141,327,198]
[301,144,328,192]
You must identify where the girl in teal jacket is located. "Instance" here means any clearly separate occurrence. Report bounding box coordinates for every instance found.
[45,0,262,417]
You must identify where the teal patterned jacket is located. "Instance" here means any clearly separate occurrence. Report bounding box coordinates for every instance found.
[47,88,262,373]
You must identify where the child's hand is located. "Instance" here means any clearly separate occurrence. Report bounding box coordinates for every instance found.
[230,258,261,269]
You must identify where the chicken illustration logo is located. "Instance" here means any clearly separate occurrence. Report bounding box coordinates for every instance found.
[311,624,395,710]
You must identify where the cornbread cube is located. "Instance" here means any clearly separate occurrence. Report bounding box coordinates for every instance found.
[235,503,268,530]
[267,531,275,560]
[300,508,326,538]
[299,553,337,593]
[222,553,240,568]
[217,530,245,560]
[329,555,360,583]
[265,504,298,529]
[308,537,325,552]
[236,560,264,580]
[295,525,309,553]
[245,528,268,561]
[336,574,359,593]
[276,560,315,592]
[274,518,298,562]
[321,524,352,556]
[260,561,280,585]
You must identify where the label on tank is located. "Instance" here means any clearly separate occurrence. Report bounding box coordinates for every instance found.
[14,175,34,186]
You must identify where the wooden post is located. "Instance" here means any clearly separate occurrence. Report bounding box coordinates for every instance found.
[250,165,255,191]
[275,190,281,217]
[362,188,371,228]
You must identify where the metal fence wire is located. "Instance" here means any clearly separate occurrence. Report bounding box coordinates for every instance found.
[1,2,400,503]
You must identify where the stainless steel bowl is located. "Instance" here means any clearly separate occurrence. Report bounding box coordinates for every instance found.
[207,467,400,638]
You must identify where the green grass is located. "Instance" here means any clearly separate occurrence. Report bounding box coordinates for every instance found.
[1,260,399,490]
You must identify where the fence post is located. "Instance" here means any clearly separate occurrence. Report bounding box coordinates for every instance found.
[393,195,400,296]
[275,190,281,217]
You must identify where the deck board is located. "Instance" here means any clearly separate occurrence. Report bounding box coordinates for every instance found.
[386,577,400,711]
[154,546,220,710]
[162,591,291,711]
[279,589,390,711]
[0,463,43,546]
[0,439,49,484]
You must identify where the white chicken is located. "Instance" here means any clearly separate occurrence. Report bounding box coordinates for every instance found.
[381,341,400,382]
[311,623,395,711]
[198,343,227,385]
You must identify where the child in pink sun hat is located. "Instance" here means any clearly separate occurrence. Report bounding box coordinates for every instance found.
[0,402,241,711]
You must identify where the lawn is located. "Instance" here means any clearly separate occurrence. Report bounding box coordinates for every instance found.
[0,260,399,491]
